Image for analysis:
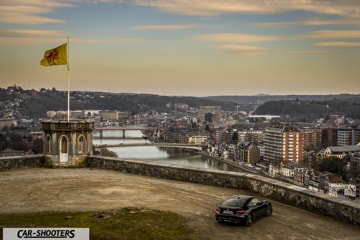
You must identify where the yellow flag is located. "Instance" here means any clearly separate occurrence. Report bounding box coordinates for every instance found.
[40,43,67,66]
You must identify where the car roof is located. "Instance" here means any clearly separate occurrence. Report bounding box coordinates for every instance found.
[230,195,253,200]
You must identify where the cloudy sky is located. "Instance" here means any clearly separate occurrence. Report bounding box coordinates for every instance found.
[1,0,359,96]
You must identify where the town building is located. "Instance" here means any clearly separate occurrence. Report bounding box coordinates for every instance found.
[99,110,129,122]
[308,172,331,194]
[302,127,322,148]
[263,125,283,163]
[226,143,237,160]
[329,183,356,200]
[349,152,360,178]
[222,128,233,143]
[293,167,311,187]
[188,135,208,145]
[238,129,263,144]
[263,123,304,163]
[238,142,260,165]
[198,106,221,123]
[337,127,360,146]
[0,118,17,129]
[322,145,360,159]
[356,176,360,200]
[321,128,337,147]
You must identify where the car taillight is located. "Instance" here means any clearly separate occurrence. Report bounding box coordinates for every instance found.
[236,209,245,214]
[216,207,221,212]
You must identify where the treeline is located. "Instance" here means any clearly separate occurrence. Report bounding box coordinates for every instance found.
[2,86,360,121]
[254,100,360,121]
[1,87,238,119]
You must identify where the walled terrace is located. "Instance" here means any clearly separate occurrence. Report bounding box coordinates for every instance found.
[1,154,359,226]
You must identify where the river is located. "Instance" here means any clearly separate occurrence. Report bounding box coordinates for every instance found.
[93,130,242,172]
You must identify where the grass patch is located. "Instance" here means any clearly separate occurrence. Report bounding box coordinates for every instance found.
[0,207,192,240]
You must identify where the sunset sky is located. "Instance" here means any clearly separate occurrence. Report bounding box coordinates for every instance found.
[0,0,359,97]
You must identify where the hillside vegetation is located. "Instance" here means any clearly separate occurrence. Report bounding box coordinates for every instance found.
[2,86,360,122]
[1,87,237,119]
[254,100,360,121]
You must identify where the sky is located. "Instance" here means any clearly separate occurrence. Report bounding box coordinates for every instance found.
[0,0,360,97]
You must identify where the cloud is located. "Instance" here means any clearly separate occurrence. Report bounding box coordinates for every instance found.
[70,37,146,43]
[0,29,67,45]
[217,44,267,56]
[194,33,282,56]
[253,18,360,27]
[133,0,360,19]
[0,0,73,24]
[194,33,281,43]
[0,29,65,38]
[0,29,146,45]
[315,42,360,47]
[304,30,360,39]
[215,44,336,56]
[133,0,279,16]
[3,0,359,25]
[194,32,345,56]
[285,50,336,55]
[133,23,202,30]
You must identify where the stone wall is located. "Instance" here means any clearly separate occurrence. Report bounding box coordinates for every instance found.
[0,155,48,170]
[86,156,360,226]
[1,155,359,225]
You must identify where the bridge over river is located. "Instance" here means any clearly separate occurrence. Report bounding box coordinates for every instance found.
[94,142,202,151]
[94,126,150,139]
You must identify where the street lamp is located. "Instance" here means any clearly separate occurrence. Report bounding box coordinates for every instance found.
[236,105,240,115]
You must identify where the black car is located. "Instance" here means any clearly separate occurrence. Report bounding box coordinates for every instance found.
[215,195,272,226]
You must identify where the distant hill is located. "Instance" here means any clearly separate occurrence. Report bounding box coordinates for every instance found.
[254,99,360,121]
[205,94,360,105]
[2,86,360,122]
[0,87,238,119]
[205,94,360,121]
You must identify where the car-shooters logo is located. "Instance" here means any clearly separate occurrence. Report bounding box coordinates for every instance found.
[3,228,89,240]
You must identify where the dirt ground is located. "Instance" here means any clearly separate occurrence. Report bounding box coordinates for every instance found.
[0,168,359,240]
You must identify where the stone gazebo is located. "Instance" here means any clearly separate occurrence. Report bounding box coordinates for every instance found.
[41,119,94,166]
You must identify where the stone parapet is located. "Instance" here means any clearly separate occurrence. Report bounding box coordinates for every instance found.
[86,155,360,226]
[1,155,359,225]
[0,155,47,170]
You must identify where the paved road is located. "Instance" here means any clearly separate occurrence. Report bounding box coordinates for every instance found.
[0,168,359,240]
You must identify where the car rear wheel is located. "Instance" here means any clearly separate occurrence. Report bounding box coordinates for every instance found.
[265,205,272,216]
[245,214,253,227]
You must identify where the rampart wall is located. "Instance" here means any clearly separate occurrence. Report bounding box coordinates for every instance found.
[86,156,360,226]
[0,155,46,169]
[0,155,359,226]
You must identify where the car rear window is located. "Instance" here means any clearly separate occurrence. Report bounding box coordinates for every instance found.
[222,198,247,207]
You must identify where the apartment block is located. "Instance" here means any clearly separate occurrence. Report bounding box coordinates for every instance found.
[198,106,221,123]
[321,128,337,147]
[302,128,322,147]
[349,153,360,179]
[263,126,283,163]
[264,124,304,163]
[238,130,263,144]
[337,127,360,146]
[99,110,129,121]
[238,142,260,164]
[283,130,304,163]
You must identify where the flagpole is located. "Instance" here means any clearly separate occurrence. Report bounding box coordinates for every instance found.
[67,36,70,122]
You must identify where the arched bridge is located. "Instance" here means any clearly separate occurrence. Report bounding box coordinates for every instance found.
[94,126,150,139]
[94,142,202,151]
[95,126,147,131]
